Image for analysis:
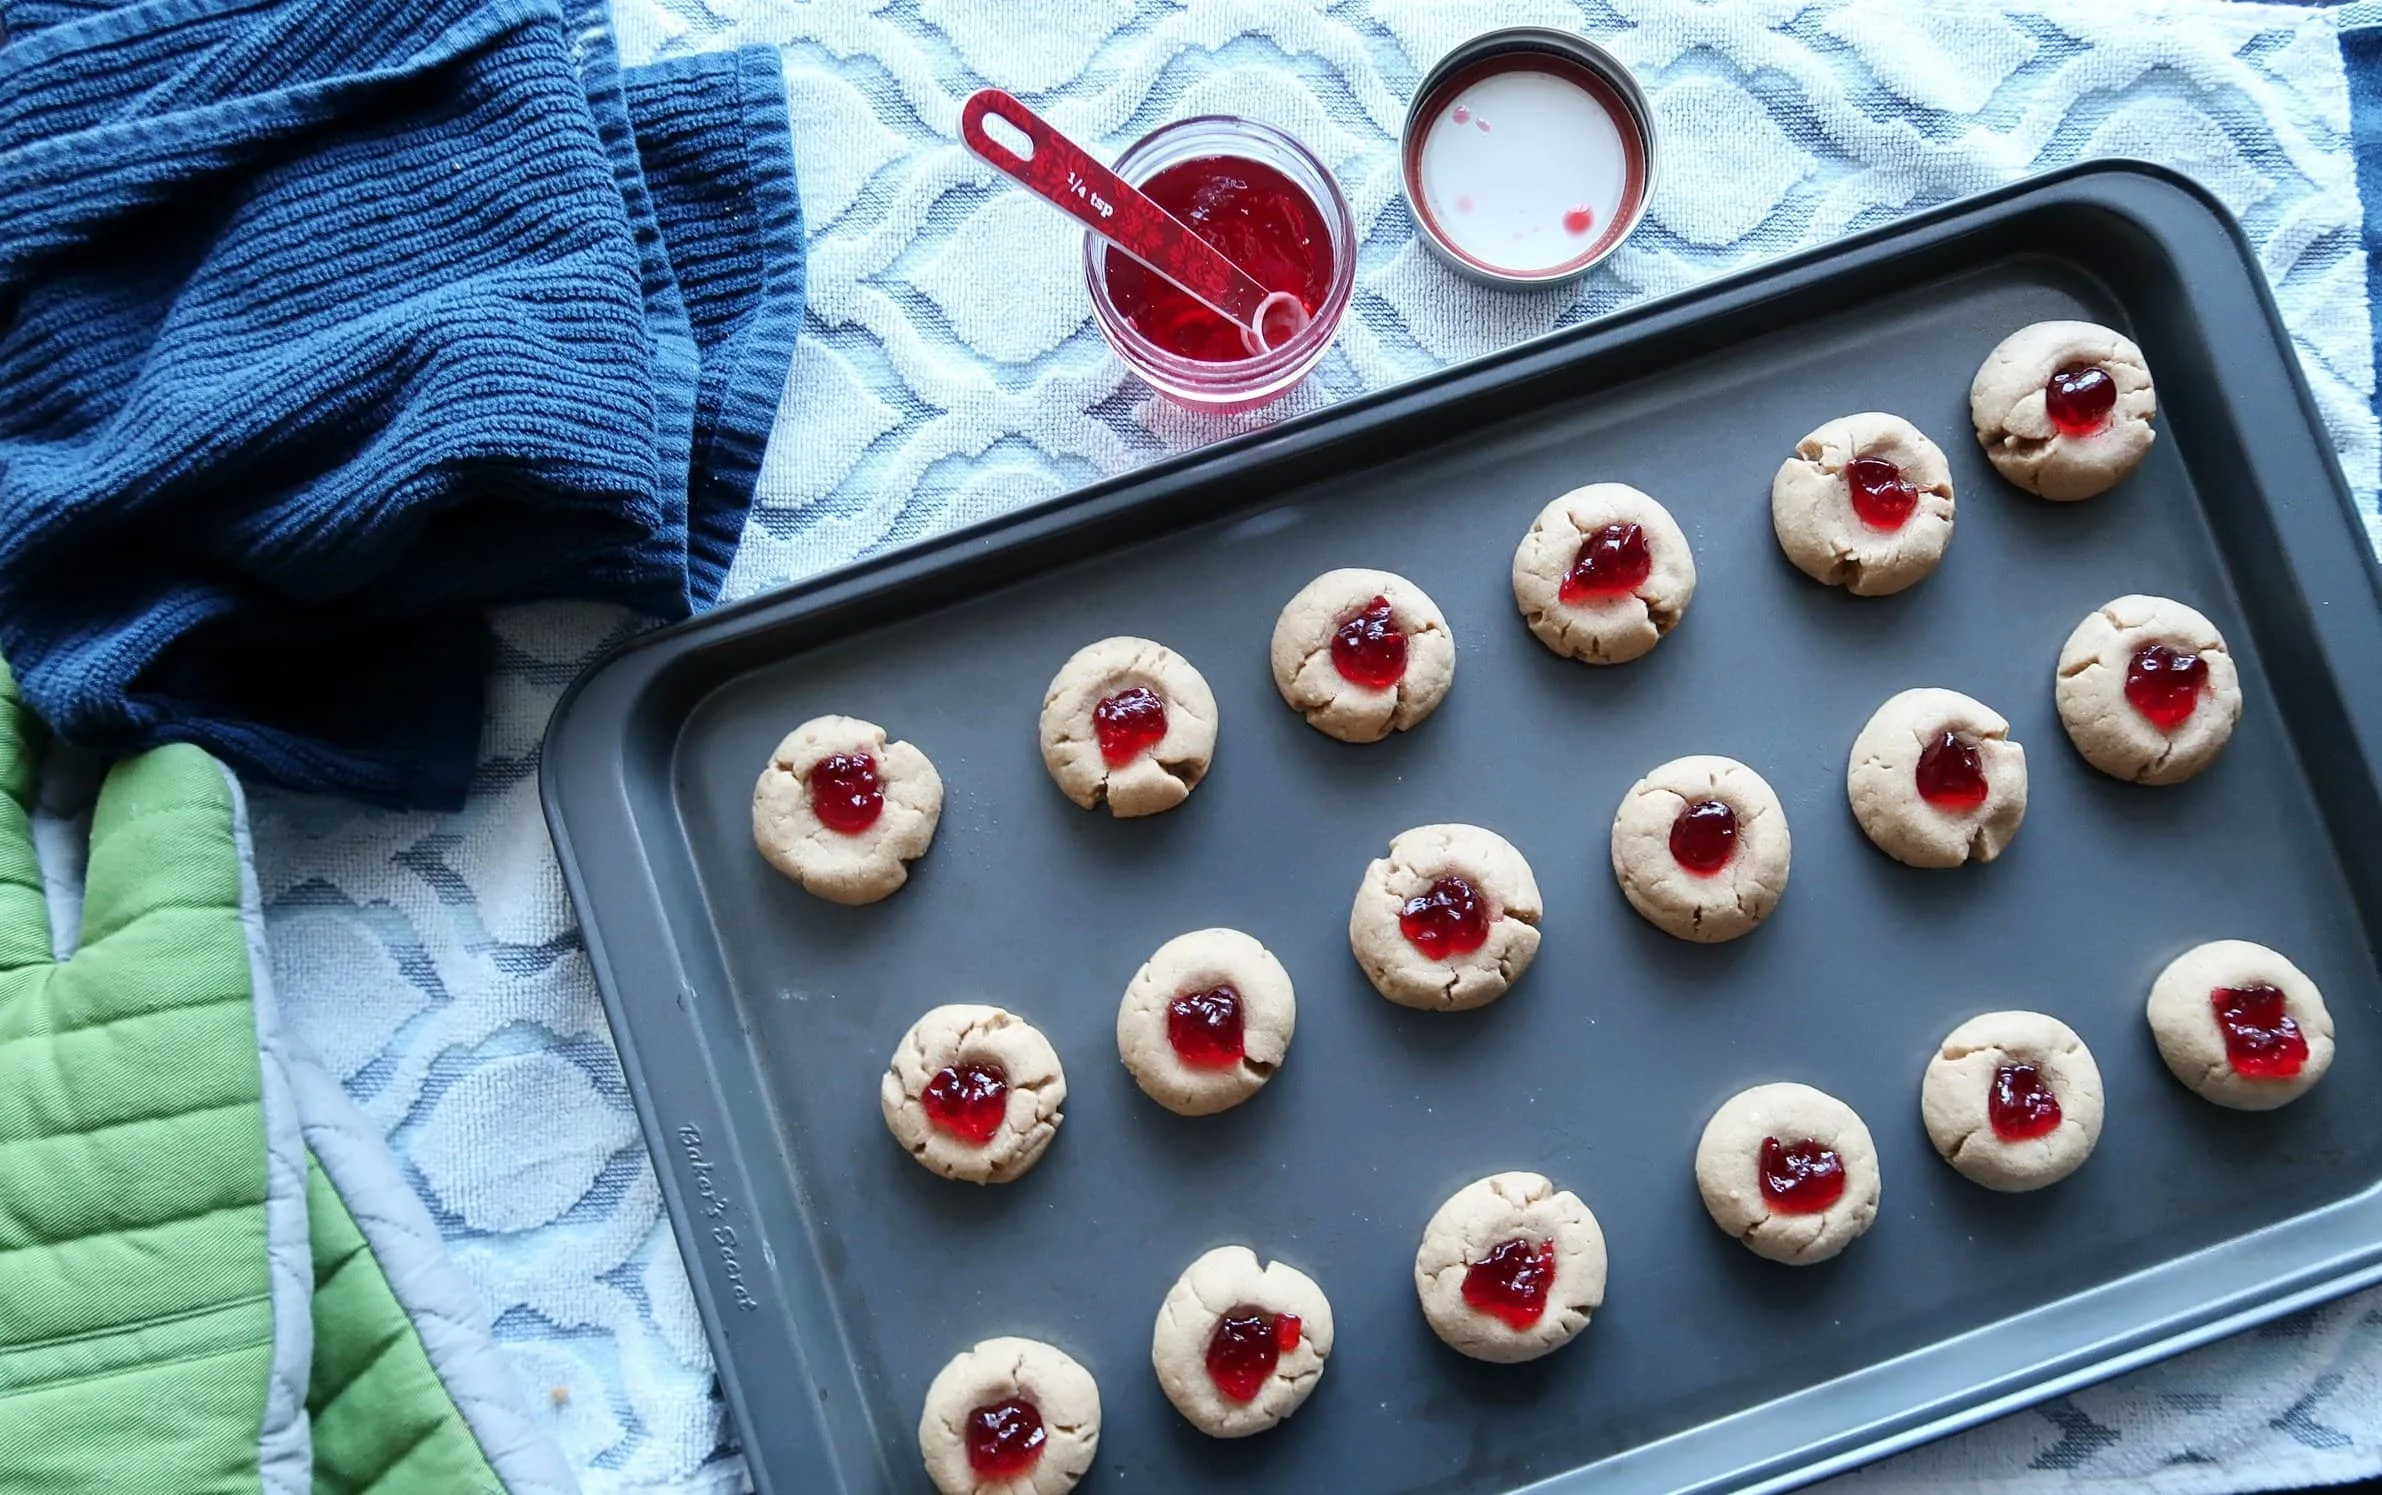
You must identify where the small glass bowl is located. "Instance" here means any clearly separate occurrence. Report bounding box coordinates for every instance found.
[1083,115,1355,414]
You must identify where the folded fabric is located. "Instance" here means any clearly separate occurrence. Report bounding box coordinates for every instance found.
[0,658,577,1494]
[0,0,804,808]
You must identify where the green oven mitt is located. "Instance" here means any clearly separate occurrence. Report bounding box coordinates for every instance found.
[0,660,576,1495]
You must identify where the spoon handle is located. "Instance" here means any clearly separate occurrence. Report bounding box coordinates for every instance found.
[959,89,1274,332]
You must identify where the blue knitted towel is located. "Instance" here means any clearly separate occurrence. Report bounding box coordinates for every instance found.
[0,0,804,807]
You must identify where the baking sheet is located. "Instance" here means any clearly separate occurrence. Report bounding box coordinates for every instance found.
[543,163,2382,1495]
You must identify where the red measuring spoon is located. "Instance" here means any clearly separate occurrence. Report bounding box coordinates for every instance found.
[959,89,1310,356]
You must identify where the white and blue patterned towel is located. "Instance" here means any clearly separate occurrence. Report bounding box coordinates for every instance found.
[251,1,2382,1490]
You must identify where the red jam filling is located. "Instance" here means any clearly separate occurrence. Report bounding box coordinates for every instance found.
[2125,644,2208,731]
[1461,1237,1557,1330]
[921,1061,1007,1145]
[1093,686,1167,766]
[1759,1136,1846,1214]
[806,753,882,835]
[1845,455,1918,531]
[2211,984,2309,1079]
[1559,522,1652,603]
[1669,799,1739,875]
[1988,1063,2062,1141]
[1399,875,1489,959]
[1206,1309,1301,1403]
[2046,363,2116,437]
[1915,729,1989,809]
[1105,155,1333,364]
[963,1398,1045,1478]
[1167,986,1246,1069]
[1331,595,1408,689]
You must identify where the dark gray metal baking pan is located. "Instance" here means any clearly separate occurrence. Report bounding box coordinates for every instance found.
[542,161,2382,1495]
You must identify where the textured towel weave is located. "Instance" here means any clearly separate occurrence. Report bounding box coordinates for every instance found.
[0,0,802,809]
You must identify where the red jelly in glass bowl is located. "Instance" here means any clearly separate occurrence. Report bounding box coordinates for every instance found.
[2126,644,2207,730]
[1087,117,1355,414]
[963,1398,1046,1478]
[1332,596,1407,688]
[1206,1308,1301,1402]
[1915,729,1989,809]
[1988,1063,2062,1141]
[2046,364,2117,437]
[1669,799,1738,875]
[1462,1237,1557,1330]
[1167,986,1245,1069]
[807,752,883,834]
[2212,984,2308,1078]
[1093,686,1168,766]
[922,1061,1008,1145]
[1400,875,1490,958]
[1759,1137,1846,1214]
[1107,155,1332,365]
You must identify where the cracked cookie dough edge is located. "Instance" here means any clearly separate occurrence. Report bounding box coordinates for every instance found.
[1695,1082,1882,1266]
[753,715,946,904]
[1413,1171,1608,1363]
[2147,939,2336,1111]
[1037,636,1219,817]
[1510,484,1698,665]
[1116,928,1297,1116]
[1150,1246,1335,1438]
[1609,755,1792,943]
[1920,1010,2105,1191]
[1769,411,1958,597]
[918,1337,1101,1495]
[1270,568,1457,743]
[1348,823,1544,1010]
[2053,595,2242,786]
[1845,687,2028,869]
[880,1004,1068,1184]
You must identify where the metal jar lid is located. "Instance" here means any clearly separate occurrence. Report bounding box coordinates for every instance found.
[1399,27,1657,289]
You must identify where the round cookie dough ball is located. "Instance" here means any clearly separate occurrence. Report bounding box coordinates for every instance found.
[1413,1172,1607,1364]
[1771,412,1957,597]
[1349,823,1543,1011]
[1511,483,1697,665]
[881,1004,1066,1184]
[1038,637,1218,818]
[1151,1246,1333,1439]
[1610,755,1791,943]
[1847,688,2028,868]
[1920,1011,2105,1192]
[1970,320,2157,500]
[1696,1082,1881,1266]
[2148,940,2335,1110]
[918,1337,1100,1495]
[1116,928,1295,1116]
[2055,595,2242,786]
[752,715,943,905]
[1270,569,1455,743]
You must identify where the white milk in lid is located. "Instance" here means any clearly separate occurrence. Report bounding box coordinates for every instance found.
[1412,62,1644,278]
